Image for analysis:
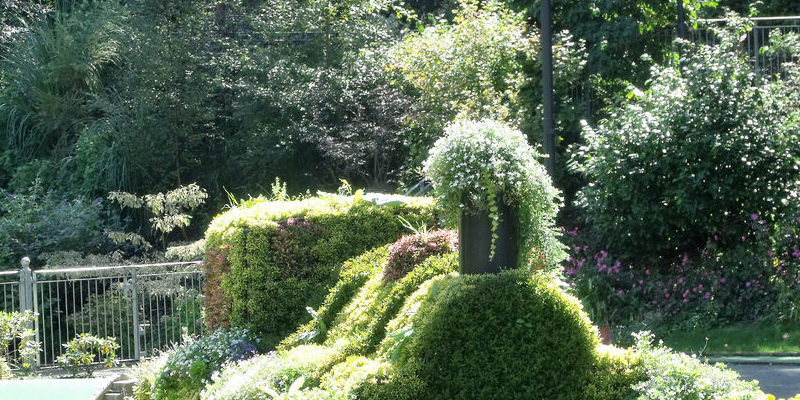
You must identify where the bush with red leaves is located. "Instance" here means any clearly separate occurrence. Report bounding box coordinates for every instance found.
[383,229,458,281]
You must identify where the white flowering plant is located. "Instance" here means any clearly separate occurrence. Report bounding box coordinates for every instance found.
[423,119,566,269]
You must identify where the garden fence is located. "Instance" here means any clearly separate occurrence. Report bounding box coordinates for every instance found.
[1,259,203,367]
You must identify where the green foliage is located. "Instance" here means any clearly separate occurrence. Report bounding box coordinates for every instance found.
[571,24,800,263]
[423,119,565,268]
[109,183,208,250]
[202,344,341,400]
[56,333,119,377]
[204,192,439,349]
[385,0,587,179]
[0,184,108,268]
[386,0,536,130]
[632,331,765,399]
[152,328,258,400]
[0,311,39,374]
[584,345,645,400]
[131,348,173,400]
[384,270,598,400]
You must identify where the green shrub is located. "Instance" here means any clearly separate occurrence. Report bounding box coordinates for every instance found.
[151,328,258,400]
[632,332,765,399]
[321,253,458,357]
[202,344,341,400]
[0,310,39,373]
[0,185,108,268]
[56,333,119,377]
[383,230,457,282]
[584,345,645,400]
[130,348,173,400]
[571,22,800,263]
[203,192,439,349]
[386,269,598,400]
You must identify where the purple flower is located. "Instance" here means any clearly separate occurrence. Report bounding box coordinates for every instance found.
[92,197,102,206]
[751,213,760,221]
[704,292,711,299]
[645,269,651,275]
[792,249,800,258]
[617,290,625,296]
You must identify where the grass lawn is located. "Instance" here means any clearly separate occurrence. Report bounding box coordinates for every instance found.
[658,323,800,355]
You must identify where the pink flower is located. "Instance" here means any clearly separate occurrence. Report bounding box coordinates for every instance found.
[793,249,800,258]
[617,290,625,296]
[751,213,760,221]
[645,269,651,275]
[681,254,689,266]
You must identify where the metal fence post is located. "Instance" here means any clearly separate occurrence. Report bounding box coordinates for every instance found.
[19,257,40,367]
[130,269,141,360]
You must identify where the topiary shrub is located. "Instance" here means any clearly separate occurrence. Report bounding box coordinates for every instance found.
[151,328,258,400]
[382,230,457,281]
[385,269,598,400]
[571,21,800,264]
[201,245,231,329]
[203,192,439,349]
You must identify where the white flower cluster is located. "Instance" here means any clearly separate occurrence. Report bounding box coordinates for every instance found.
[423,118,543,213]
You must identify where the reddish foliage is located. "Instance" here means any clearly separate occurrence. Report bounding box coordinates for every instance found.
[270,218,325,279]
[382,229,458,281]
[203,245,232,329]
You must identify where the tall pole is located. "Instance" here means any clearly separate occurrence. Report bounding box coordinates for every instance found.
[676,0,689,39]
[541,0,556,177]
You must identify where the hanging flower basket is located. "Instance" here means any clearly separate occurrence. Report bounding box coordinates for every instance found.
[423,119,566,274]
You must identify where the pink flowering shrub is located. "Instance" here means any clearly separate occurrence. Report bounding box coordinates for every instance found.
[564,214,800,330]
[382,230,458,281]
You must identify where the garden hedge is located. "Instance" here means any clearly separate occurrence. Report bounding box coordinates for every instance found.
[203,192,439,349]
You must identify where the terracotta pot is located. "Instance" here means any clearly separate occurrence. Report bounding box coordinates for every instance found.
[599,325,613,345]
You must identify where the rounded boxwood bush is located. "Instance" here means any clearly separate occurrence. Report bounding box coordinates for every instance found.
[391,269,598,400]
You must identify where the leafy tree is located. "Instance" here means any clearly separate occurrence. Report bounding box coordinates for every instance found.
[571,21,800,264]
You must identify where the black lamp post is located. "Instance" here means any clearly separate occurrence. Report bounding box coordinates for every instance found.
[541,0,555,178]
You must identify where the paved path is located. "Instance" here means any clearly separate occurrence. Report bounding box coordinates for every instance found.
[725,363,800,398]
[0,377,113,400]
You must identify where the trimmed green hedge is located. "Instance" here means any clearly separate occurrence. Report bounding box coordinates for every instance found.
[203,192,439,349]
[380,270,599,400]
[201,233,767,400]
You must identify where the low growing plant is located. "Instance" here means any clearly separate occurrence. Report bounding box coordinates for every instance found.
[56,333,119,377]
[151,328,258,400]
[0,310,39,374]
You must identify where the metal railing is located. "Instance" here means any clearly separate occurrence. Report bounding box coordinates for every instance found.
[690,16,800,75]
[1,259,203,367]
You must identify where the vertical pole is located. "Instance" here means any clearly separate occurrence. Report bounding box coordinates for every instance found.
[130,269,141,361]
[676,0,689,40]
[541,0,556,177]
[19,257,39,367]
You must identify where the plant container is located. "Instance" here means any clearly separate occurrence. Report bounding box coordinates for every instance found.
[459,202,518,274]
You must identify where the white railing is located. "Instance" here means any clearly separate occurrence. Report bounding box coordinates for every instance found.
[1,259,204,367]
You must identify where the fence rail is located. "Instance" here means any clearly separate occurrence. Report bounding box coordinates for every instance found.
[1,259,204,367]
